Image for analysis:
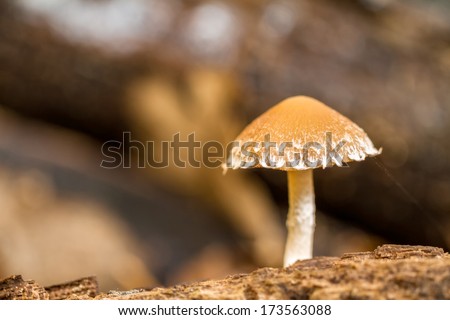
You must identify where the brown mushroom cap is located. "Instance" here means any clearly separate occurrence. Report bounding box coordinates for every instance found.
[228,96,381,171]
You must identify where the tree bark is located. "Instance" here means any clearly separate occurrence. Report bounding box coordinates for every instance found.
[2,245,449,300]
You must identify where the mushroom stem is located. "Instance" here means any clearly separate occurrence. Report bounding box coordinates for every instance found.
[284,169,315,266]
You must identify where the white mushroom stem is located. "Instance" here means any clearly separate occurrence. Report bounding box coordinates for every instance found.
[284,169,315,267]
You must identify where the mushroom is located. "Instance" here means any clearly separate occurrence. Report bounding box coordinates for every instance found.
[224,96,381,266]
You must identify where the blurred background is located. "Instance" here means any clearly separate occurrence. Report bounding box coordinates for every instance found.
[0,0,449,291]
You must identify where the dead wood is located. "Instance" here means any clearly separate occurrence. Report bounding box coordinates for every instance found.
[2,245,448,300]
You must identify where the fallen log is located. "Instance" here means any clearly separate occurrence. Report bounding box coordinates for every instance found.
[2,245,449,300]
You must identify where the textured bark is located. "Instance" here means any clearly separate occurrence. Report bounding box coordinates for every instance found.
[96,245,449,300]
[0,275,98,300]
[3,245,448,300]
[44,276,99,300]
[0,275,49,300]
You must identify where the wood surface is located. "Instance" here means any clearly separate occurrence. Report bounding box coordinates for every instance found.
[2,245,448,300]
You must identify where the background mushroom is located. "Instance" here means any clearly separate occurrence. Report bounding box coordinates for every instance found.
[226,96,381,266]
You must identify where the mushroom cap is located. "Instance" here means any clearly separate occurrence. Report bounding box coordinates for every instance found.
[226,96,381,171]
